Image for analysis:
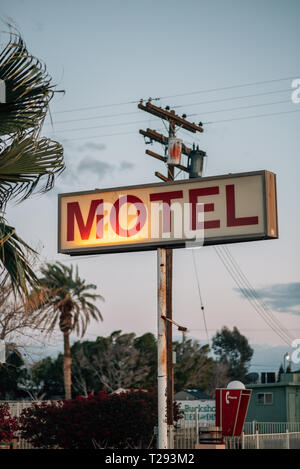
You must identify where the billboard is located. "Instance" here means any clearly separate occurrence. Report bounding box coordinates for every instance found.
[58,170,278,256]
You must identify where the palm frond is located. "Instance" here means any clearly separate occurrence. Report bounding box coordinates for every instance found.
[0,217,38,296]
[0,132,64,208]
[0,33,54,135]
[33,262,104,337]
[0,31,65,298]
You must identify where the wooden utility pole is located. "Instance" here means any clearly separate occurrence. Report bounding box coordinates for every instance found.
[138,101,203,448]
[157,248,168,449]
[166,116,175,428]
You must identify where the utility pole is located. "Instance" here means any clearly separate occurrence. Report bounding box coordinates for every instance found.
[138,100,203,449]
[165,113,176,433]
[157,247,168,449]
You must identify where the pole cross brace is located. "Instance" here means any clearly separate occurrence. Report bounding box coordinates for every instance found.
[161,315,188,332]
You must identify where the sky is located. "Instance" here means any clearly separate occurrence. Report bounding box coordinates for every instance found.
[0,0,300,374]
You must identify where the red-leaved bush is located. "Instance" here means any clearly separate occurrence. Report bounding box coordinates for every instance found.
[0,404,18,442]
[19,390,179,449]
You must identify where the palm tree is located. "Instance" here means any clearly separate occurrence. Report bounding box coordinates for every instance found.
[32,262,104,399]
[0,30,65,296]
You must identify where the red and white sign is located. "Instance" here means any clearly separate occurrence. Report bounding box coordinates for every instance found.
[167,137,182,165]
[58,170,278,255]
[215,388,252,436]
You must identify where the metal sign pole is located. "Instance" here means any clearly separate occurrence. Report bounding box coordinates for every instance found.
[157,247,168,449]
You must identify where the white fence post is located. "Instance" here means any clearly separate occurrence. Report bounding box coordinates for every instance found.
[256,431,259,449]
[286,429,290,449]
[195,409,199,446]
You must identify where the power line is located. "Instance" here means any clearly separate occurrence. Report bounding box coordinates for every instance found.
[213,246,293,345]
[52,98,153,114]
[215,245,292,345]
[220,245,294,342]
[157,75,299,100]
[45,87,292,126]
[46,110,140,125]
[174,88,291,110]
[46,118,156,134]
[188,99,292,118]
[50,75,299,115]
[47,108,299,143]
[190,328,300,332]
[46,100,295,135]
[47,129,139,142]
[191,250,209,343]
[205,108,300,125]
[220,247,294,345]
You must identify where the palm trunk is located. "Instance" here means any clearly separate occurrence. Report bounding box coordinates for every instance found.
[63,331,72,400]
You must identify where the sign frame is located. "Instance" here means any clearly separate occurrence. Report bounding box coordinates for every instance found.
[215,388,252,436]
[57,170,278,256]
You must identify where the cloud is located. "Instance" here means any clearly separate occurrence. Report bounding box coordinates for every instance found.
[47,154,136,196]
[77,157,135,177]
[119,161,135,171]
[77,156,114,177]
[235,283,300,315]
[77,142,106,152]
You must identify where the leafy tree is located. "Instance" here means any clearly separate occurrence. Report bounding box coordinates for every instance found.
[30,262,103,399]
[0,31,64,296]
[134,332,157,387]
[0,283,41,342]
[173,338,214,392]
[71,331,152,394]
[277,362,292,381]
[70,341,97,396]
[277,364,284,382]
[28,332,158,398]
[212,326,253,381]
[0,350,27,399]
[28,355,65,399]
[286,362,292,373]
[205,361,230,397]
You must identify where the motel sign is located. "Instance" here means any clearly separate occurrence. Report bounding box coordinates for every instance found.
[58,170,278,255]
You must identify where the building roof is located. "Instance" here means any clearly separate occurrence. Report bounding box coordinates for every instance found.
[247,382,300,389]
[175,389,211,400]
[247,373,300,389]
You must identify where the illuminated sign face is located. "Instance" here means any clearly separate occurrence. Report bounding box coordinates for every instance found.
[58,170,278,255]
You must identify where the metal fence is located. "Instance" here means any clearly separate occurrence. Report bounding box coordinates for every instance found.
[172,417,198,449]
[0,400,51,449]
[172,409,300,449]
[243,421,300,435]
[172,410,212,449]
[0,400,37,418]
[226,431,300,449]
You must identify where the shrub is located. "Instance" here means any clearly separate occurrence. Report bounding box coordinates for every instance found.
[0,404,18,442]
[19,389,180,449]
[19,400,63,448]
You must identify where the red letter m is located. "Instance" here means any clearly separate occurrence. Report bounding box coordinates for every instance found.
[67,199,103,241]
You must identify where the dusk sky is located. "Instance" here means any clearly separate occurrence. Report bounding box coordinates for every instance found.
[1,0,300,373]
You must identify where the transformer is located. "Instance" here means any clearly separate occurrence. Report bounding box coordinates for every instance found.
[188,145,206,178]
